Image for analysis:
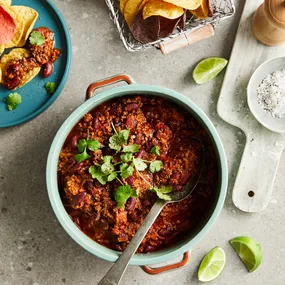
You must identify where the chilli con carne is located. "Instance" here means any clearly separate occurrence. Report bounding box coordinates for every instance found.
[58,96,218,253]
[2,27,60,89]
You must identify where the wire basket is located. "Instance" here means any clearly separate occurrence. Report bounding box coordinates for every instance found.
[105,0,235,52]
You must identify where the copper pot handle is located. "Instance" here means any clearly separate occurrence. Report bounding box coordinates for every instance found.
[86,74,136,100]
[142,251,190,275]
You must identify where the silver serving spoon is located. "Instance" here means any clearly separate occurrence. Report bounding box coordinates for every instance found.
[98,138,205,285]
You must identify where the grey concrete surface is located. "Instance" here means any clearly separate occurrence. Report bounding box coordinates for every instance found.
[0,0,284,284]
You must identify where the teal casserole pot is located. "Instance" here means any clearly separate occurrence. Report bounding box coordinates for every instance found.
[46,74,228,267]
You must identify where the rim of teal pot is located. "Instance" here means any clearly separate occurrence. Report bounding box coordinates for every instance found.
[46,84,228,266]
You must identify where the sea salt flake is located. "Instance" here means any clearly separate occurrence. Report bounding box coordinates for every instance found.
[257,69,285,118]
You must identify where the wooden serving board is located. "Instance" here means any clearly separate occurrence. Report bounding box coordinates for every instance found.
[217,0,285,212]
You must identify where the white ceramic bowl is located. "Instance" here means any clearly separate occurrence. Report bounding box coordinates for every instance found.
[247,57,285,133]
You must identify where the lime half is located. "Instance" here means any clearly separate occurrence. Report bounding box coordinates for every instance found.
[198,246,226,282]
[230,236,262,272]
[193,57,228,84]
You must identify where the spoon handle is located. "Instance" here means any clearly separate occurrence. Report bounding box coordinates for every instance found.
[97,199,167,285]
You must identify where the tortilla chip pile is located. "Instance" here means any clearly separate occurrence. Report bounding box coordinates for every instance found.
[0,1,40,86]
[120,0,213,44]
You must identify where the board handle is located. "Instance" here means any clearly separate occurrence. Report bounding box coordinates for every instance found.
[232,135,284,212]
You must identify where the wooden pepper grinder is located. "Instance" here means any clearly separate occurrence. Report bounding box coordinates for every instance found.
[252,0,285,46]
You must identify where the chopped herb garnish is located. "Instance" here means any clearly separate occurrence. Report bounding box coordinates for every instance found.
[29,31,44,46]
[149,160,163,173]
[123,144,140,153]
[109,122,130,151]
[101,156,115,174]
[88,166,107,185]
[75,148,90,163]
[6,93,22,111]
[86,139,101,151]
[133,158,147,171]
[120,153,133,163]
[151,145,160,156]
[115,185,139,208]
[151,185,172,201]
[45,82,57,95]
[121,164,135,179]
[107,172,117,182]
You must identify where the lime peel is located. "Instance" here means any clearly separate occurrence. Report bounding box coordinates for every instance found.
[198,246,226,282]
[229,236,262,273]
[193,57,228,84]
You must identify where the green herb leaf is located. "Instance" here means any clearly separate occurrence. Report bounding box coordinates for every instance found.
[109,134,122,151]
[29,31,44,46]
[77,139,87,153]
[75,148,90,163]
[87,139,101,151]
[120,153,133,163]
[121,164,134,179]
[120,163,129,172]
[45,82,57,95]
[101,158,115,174]
[88,165,107,185]
[118,129,130,144]
[150,160,163,173]
[107,172,117,182]
[151,185,173,201]
[123,144,140,153]
[115,185,138,208]
[151,145,160,156]
[133,158,147,171]
[6,93,22,111]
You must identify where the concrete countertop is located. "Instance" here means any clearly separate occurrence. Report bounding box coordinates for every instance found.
[0,0,284,284]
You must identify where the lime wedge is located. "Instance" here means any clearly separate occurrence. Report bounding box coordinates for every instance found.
[193,57,228,84]
[198,246,226,282]
[229,236,262,272]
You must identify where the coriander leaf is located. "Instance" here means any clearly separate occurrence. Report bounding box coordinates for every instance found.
[121,164,134,179]
[151,145,160,156]
[88,165,107,185]
[6,93,22,111]
[109,134,121,151]
[103,156,113,163]
[29,31,44,46]
[120,163,129,172]
[131,188,139,198]
[74,148,90,163]
[45,82,57,95]
[120,153,133,163]
[87,139,101,151]
[118,129,130,144]
[153,185,173,194]
[151,185,173,201]
[133,158,147,171]
[115,185,137,208]
[150,160,163,173]
[77,139,87,153]
[101,160,115,174]
[123,144,140,153]
[156,191,171,201]
[107,172,117,182]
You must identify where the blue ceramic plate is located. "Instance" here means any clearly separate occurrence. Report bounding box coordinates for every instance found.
[0,0,72,128]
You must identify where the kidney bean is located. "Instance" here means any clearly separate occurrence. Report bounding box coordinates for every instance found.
[115,121,121,127]
[72,192,87,206]
[72,216,81,227]
[43,61,53,78]
[126,114,137,129]
[92,116,100,130]
[126,175,135,187]
[118,232,128,242]
[134,133,143,144]
[130,211,142,222]
[86,181,94,194]
[115,244,123,251]
[9,63,21,72]
[126,197,136,211]
[144,245,157,253]
[7,76,20,90]
[182,172,191,185]
[158,226,173,237]
[68,157,76,164]
[142,104,155,114]
[169,173,180,185]
[136,147,147,159]
[71,133,79,149]
[173,185,183,191]
[126,102,139,111]
[73,162,84,173]
[142,199,151,207]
